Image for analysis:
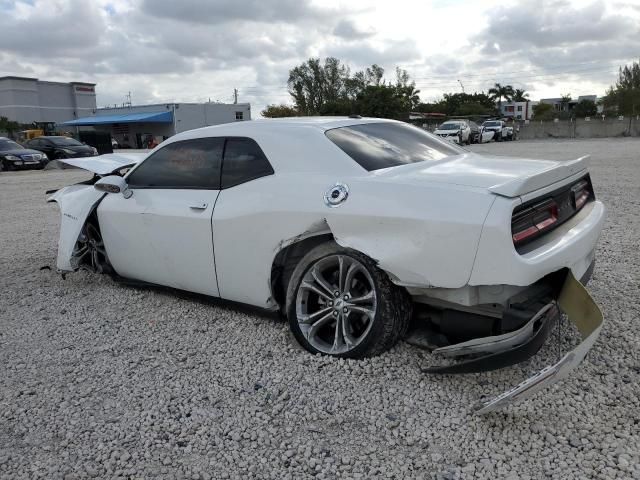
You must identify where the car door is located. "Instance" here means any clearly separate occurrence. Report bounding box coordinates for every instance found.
[211,137,275,305]
[97,137,224,296]
[37,139,55,156]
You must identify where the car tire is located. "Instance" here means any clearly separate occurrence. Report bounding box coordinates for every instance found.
[0,160,8,172]
[286,241,411,358]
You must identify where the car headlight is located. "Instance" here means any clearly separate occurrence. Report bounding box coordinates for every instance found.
[40,153,48,160]
[91,147,98,155]
[5,155,21,161]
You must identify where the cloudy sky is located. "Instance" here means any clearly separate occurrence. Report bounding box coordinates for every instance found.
[1,0,639,115]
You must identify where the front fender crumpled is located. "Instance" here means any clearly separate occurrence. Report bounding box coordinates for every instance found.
[48,185,106,271]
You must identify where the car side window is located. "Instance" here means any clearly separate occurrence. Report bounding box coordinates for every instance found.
[127,137,224,189]
[221,137,274,189]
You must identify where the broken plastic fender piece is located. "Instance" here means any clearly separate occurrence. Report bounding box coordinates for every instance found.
[476,271,603,414]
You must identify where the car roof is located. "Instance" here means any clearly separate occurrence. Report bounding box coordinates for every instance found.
[182,116,401,137]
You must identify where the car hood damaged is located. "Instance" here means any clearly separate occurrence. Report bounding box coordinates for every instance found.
[56,152,146,175]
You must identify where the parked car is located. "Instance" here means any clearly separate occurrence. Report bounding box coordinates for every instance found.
[0,137,49,171]
[24,136,98,160]
[481,120,513,141]
[434,120,471,145]
[47,118,605,413]
[467,121,481,143]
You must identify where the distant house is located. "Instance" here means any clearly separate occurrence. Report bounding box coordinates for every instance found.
[540,95,603,114]
[499,101,537,120]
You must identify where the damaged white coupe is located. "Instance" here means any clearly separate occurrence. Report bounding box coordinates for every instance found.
[48,118,605,413]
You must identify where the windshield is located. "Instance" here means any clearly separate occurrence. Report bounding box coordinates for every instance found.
[438,122,463,130]
[50,137,83,146]
[0,140,22,151]
[483,121,500,127]
[326,122,464,172]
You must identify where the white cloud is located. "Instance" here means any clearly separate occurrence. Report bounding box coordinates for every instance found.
[0,0,639,115]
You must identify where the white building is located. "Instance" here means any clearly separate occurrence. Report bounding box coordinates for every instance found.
[0,76,96,125]
[540,95,602,114]
[63,102,252,148]
[499,101,538,120]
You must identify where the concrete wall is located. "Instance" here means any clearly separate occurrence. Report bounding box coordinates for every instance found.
[0,77,96,124]
[518,117,640,139]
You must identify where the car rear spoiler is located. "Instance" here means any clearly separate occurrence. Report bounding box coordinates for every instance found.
[489,156,590,198]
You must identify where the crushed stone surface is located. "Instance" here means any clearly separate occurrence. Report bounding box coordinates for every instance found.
[0,138,639,479]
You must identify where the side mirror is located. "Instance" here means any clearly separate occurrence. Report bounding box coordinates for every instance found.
[94,175,132,198]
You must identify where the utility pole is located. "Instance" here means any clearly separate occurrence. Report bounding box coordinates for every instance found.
[233,88,238,104]
[457,80,465,93]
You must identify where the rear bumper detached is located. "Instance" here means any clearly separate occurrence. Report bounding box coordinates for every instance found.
[423,267,603,414]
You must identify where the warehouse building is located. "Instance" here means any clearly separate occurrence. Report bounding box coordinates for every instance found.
[0,76,97,125]
[62,102,252,148]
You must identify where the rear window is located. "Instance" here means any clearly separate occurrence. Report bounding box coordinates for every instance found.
[326,122,463,172]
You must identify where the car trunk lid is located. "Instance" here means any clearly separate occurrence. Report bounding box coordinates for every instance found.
[371,152,590,197]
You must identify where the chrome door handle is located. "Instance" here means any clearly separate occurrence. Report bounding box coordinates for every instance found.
[189,203,208,210]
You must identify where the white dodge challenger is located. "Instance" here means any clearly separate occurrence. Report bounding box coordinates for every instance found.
[48,117,605,413]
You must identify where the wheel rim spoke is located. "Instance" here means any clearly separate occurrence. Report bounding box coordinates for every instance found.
[307,312,336,339]
[300,281,332,301]
[331,314,346,352]
[311,266,335,297]
[348,290,374,305]
[299,306,332,324]
[343,262,359,294]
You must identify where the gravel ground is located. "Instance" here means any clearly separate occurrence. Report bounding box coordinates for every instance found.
[1,138,639,479]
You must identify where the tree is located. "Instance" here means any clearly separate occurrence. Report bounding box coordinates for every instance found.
[394,67,421,112]
[560,94,572,112]
[287,58,420,119]
[0,116,22,135]
[488,83,514,112]
[602,59,640,117]
[287,57,350,115]
[261,104,299,118]
[532,102,554,120]
[573,99,597,118]
[417,92,495,116]
[512,89,529,102]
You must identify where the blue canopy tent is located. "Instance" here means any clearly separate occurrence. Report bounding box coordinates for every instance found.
[61,111,173,126]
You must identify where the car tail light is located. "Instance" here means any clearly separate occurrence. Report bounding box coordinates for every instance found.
[571,180,591,210]
[511,199,558,246]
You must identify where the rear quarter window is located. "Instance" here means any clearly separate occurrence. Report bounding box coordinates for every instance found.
[221,137,274,189]
[326,122,463,172]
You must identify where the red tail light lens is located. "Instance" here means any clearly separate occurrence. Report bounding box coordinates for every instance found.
[571,180,591,210]
[512,199,558,245]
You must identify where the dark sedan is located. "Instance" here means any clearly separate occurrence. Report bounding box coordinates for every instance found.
[0,137,49,171]
[24,136,98,160]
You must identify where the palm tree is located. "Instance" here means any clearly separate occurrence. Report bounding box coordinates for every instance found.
[488,83,515,114]
[513,88,529,102]
[560,93,572,112]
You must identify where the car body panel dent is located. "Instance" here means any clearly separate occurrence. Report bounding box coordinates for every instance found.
[47,185,106,271]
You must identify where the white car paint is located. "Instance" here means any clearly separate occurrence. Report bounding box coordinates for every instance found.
[49,118,604,304]
[434,121,471,144]
[97,189,221,297]
[47,117,606,413]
